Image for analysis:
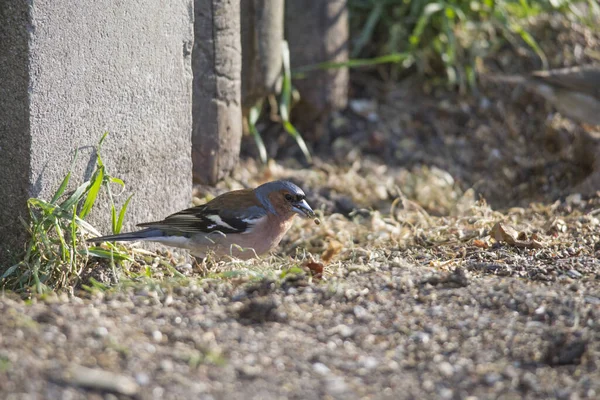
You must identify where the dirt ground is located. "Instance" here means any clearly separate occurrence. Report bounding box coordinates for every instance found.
[2,12,600,400]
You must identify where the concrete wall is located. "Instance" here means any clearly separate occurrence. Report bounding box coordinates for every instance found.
[0,1,194,263]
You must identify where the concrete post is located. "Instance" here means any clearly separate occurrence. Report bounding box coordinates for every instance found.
[0,1,194,264]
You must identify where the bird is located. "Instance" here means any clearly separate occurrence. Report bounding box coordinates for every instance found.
[88,180,317,260]
[484,65,600,126]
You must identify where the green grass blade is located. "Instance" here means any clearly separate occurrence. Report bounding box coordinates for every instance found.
[283,121,312,164]
[95,132,109,168]
[115,194,133,234]
[50,171,72,206]
[83,247,133,262]
[410,2,444,48]
[280,41,293,122]
[1,263,21,280]
[352,1,384,57]
[249,102,267,164]
[111,203,117,235]
[53,221,68,262]
[292,53,411,76]
[79,166,104,219]
[60,181,90,211]
[509,22,548,70]
[109,176,125,189]
[280,40,312,163]
[50,149,79,204]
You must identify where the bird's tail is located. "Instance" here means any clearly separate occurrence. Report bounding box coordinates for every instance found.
[87,228,165,244]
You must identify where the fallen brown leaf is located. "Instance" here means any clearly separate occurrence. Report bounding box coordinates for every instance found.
[491,222,519,245]
[472,239,489,248]
[491,222,545,249]
[321,240,343,264]
[303,261,324,281]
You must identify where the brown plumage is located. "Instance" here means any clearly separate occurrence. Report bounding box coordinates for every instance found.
[88,180,316,259]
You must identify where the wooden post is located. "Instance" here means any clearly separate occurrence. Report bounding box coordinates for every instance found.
[285,0,349,139]
[241,0,285,110]
[192,0,243,185]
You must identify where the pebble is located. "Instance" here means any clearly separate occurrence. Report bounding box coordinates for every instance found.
[411,331,430,344]
[438,362,454,377]
[353,305,373,322]
[135,372,150,386]
[152,330,163,342]
[312,362,331,376]
[335,324,354,339]
[159,359,174,372]
[358,356,379,370]
[566,269,582,279]
[94,327,109,337]
[439,388,454,399]
[324,376,350,396]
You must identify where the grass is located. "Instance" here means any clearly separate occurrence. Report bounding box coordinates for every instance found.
[0,133,135,295]
[248,40,312,165]
[316,0,599,91]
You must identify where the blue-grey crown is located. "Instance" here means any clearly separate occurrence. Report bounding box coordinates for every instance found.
[254,180,305,212]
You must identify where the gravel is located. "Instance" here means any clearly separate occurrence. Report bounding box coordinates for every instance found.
[1,254,598,399]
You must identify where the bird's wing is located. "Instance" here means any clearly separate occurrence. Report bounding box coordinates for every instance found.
[137,189,268,236]
[532,66,600,99]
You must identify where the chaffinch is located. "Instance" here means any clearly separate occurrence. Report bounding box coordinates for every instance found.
[88,180,317,259]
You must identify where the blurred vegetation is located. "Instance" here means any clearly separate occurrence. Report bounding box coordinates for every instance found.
[348,0,599,90]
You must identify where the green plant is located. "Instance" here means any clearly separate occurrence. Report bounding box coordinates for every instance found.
[248,40,312,164]
[1,133,133,295]
[343,0,597,90]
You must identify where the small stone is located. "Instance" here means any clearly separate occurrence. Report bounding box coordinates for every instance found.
[337,324,354,339]
[152,330,163,342]
[358,356,379,370]
[135,372,150,386]
[238,365,262,378]
[94,327,109,337]
[312,362,331,376]
[159,359,173,372]
[439,388,453,399]
[353,305,373,322]
[411,331,430,344]
[438,362,454,377]
[324,376,349,395]
[484,372,502,385]
[567,269,582,279]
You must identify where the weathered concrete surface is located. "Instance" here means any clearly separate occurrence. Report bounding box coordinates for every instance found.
[0,0,194,264]
[241,0,284,109]
[0,2,31,263]
[192,0,242,185]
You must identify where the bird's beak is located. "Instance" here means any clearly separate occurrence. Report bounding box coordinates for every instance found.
[291,199,315,218]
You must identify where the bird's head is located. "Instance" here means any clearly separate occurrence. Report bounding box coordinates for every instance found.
[255,180,315,219]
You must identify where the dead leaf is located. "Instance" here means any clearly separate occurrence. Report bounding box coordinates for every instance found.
[491,222,519,244]
[491,222,545,249]
[472,239,489,248]
[321,240,343,264]
[303,261,324,281]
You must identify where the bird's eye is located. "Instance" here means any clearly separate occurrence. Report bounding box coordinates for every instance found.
[284,194,293,202]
